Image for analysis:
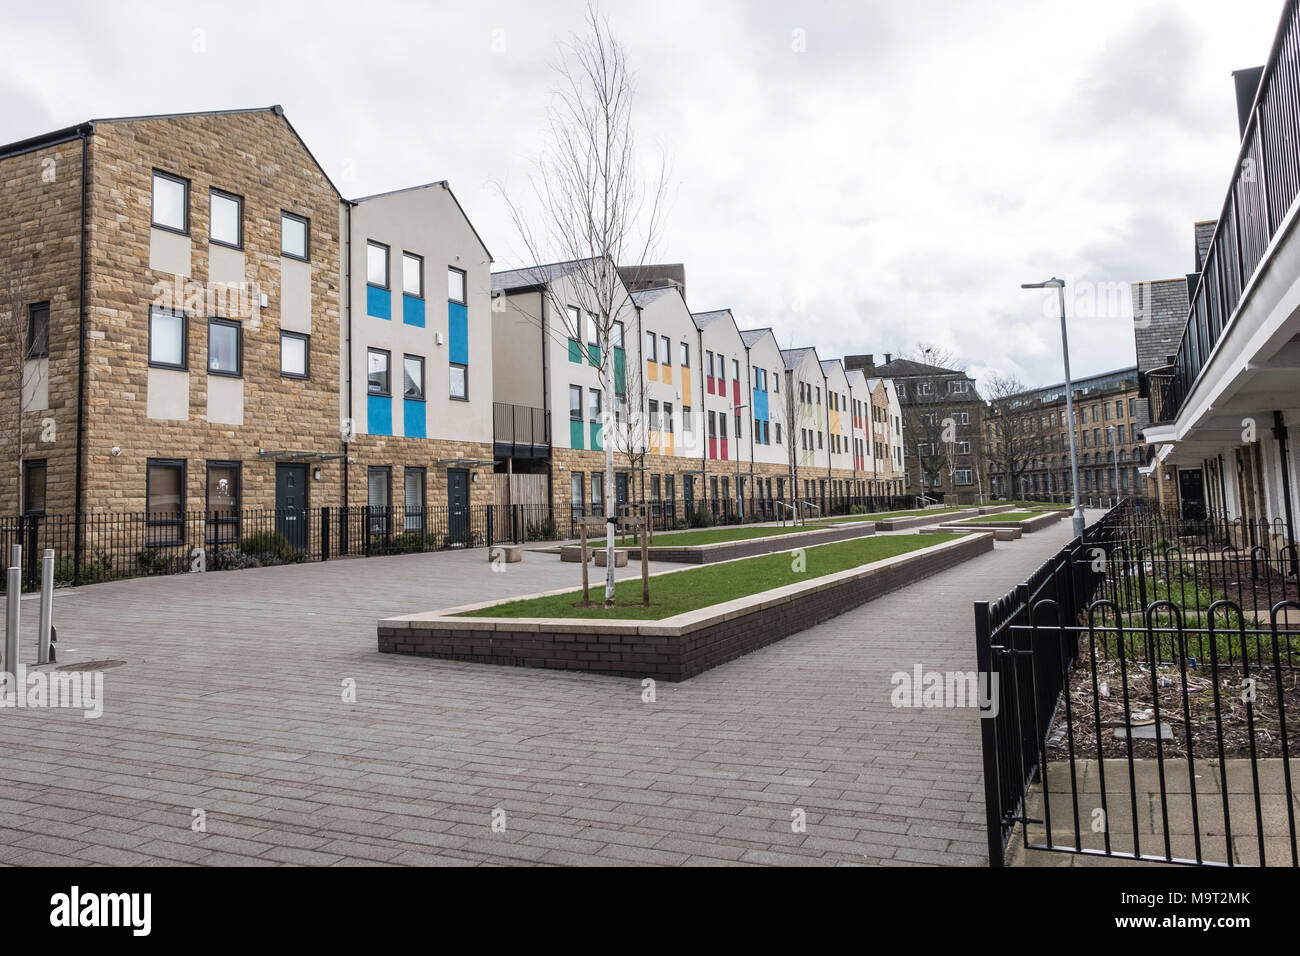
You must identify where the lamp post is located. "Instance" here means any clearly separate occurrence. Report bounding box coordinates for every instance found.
[1022,277,1085,538]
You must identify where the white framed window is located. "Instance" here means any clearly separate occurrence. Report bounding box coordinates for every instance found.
[448,267,466,305]
[149,308,186,369]
[209,189,242,248]
[367,241,390,288]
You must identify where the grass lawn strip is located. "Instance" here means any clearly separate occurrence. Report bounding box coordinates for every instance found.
[957,510,1048,524]
[635,523,831,547]
[816,507,966,524]
[461,532,963,621]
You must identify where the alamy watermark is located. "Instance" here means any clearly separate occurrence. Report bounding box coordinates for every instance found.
[890,664,999,717]
[0,665,103,719]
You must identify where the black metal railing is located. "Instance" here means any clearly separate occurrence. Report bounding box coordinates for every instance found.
[976,498,1299,866]
[1153,0,1300,423]
[0,504,558,591]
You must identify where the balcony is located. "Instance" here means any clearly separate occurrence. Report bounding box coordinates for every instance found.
[1151,0,1300,425]
[494,403,550,460]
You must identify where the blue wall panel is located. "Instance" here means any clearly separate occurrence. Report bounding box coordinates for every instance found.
[448,301,469,365]
[367,394,392,436]
[367,286,391,320]
[402,294,425,328]
[403,399,426,438]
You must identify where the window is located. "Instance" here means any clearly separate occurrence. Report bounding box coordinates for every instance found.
[817,431,823,449]
[448,266,466,305]
[664,402,673,433]
[588,388,601,422]
[205,461,241,543]
[955,412,970,425]
[367,241,390,288]
[816,387,821,405]
[1116,400,1124,419]
[611,320,624,349]
[149,307,186,370]
[680,342,689,366]
[26,302,49,359]
[955,440,971,454]
[404,468,426,532]
[402,253,423,297]
[708,411,716,438]
[152,170,189,233]
[403,354,425,400]
[916,382,933,396]
[23,459,46,516]
[949,380,969,394]
[570,472,586,516]
[570,385,582,421]
[775,423,783,444]
[367,348,391,395]
[645,331,657,362]
[683,405,693,432]
[281,331,309,379]
[449,363,467,400]
[591,473,604,508]
[662,336,671,363]
[648,398,659,430]
[706,350,714,378]
[281,211,309,260]
[732,358,739,381]
[207,318,241,376]
[1118,424,1126,442]
[567,305,582,343]
[587,313,599,348]
[209,189,242,248]
[367,466,391,534]
[146,459,185,546]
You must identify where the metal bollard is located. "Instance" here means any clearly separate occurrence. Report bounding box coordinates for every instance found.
[4,566,19,684]
[38,549,54,665]
[10,543,20,576]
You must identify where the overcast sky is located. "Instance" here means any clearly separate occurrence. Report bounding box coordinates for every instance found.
[0,0,1283,389]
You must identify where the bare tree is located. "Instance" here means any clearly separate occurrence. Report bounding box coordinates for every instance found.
[499,3,668,605]
[2,250,44,515]
[984,374,1053,499]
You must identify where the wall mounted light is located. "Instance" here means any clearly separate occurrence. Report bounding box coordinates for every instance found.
[435,332,444,346]
[313,467,322,481]
[111,445,122,457]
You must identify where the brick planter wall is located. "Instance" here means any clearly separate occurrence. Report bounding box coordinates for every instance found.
[378,532,993,681]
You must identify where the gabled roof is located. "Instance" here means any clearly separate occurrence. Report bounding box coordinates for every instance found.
[872,357,967,378]
[739,327,776,348]
[491,258,598,294]
[0,106,344,197]
[820,358,847,379]
[690,308,734,331]
[630,285,681,308]
[350,180,492,260]
[780,347,819,371]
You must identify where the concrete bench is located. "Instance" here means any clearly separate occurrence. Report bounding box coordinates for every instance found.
[594,548,629,568]
[489,545,522,564]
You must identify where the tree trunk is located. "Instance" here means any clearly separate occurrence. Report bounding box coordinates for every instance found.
[603,340,616,606]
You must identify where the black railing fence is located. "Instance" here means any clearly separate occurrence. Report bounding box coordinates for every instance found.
[7,491,936,591]
[976,498,1299,867]
[1151,0,1300,424]
[0,503,557,591]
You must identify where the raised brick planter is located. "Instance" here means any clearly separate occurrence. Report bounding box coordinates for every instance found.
[937,510,1066,534]
[377,532,993,681]
[875,507,985,531]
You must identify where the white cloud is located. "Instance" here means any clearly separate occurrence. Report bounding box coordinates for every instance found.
[0,0,1283,387]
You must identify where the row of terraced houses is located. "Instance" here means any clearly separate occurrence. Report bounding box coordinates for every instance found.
[0,105,909,563]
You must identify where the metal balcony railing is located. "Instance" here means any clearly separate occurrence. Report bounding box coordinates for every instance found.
[493,402,550,453]
[1153,0,1300,424]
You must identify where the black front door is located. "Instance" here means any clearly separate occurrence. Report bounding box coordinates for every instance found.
[615,473,629,510]
[275,464,308,552]
[448,469,470,542]
[1178,468,1207,521]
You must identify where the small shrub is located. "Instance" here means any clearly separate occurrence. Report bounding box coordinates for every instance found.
[526,517,559,540]
[238,530,296,565]
[689,504,714,528]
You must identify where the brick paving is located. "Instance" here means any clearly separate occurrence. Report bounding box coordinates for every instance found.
[0,518,1085,866]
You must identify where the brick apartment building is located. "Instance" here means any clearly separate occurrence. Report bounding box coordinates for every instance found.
[845,354,985,503]
[0,107,345,551]
[984,366,1148,503]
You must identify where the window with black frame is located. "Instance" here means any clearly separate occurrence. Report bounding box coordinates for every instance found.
[368,466,391,535]
[146,459,185,547]
[23,459,46,515]
[206,461,241,543]
[404,468,425,533]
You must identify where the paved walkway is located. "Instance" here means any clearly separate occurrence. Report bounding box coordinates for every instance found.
[0,518,1084,866]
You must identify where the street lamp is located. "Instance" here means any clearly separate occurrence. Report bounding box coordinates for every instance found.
[1022,277,1085,538]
